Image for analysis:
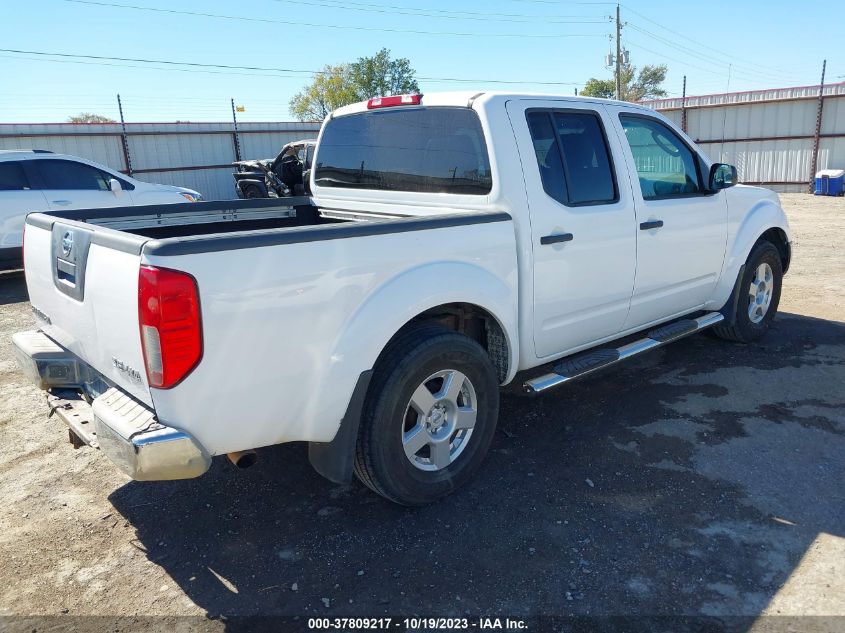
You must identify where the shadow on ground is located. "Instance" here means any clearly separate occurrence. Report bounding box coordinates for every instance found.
[0,271,28,306]
[103,312,843,621]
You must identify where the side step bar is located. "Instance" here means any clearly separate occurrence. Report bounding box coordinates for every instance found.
[524,312,724,395]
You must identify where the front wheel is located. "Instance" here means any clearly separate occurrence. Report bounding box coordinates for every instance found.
[713,240,783,343]
[354,325,500,505]
[243,184,263,199]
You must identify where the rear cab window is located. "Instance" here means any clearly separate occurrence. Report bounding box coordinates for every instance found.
[314,107,492,195]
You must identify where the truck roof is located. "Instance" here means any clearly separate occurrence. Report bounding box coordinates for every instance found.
[331,91,657,118]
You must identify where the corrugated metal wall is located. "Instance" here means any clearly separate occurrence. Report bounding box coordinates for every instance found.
[0,121,321,200]
[646,82,845,192]
[3,84,844,196]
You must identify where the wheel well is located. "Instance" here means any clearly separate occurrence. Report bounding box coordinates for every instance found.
[391,303,510,383]
[759,227,791,273]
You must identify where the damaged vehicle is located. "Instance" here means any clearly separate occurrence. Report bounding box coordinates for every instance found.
[232,138,316,199]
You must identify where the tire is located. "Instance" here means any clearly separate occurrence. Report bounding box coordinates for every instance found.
[713,240,783,343]
[243,184,263,199]
[354,325,500,505]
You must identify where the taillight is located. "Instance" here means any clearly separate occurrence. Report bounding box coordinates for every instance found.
[138,265,202,389]
[367,94,422,109]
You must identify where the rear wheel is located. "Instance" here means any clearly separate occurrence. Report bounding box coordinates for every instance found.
[714,240,783,343]
[354,325,500,505]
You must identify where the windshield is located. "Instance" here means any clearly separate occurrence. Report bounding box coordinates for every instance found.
[314,107,492,195]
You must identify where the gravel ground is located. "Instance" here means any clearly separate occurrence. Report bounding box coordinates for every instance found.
[0,193,843,628]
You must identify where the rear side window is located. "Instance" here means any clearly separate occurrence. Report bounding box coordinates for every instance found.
[0,161,30,191]
[315,107,492,195]
[36,159,110,191]
[527,112,567,205]
[526,110,617,206]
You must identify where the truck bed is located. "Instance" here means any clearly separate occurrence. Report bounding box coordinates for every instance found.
[28,197,504,254]
[23,197,515,457]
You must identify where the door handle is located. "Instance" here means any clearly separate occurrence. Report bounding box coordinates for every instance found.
[52,200,72,206]
[540,233,574,245]
[639,220,664,230]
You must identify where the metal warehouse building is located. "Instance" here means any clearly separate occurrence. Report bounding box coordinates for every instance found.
[2,82,843,198]
[646,82,845,192]
[0,121,321,200]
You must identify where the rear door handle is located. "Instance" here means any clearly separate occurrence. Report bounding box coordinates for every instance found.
[52,200,72,206]
[540,233,574,245]
[639,220,664,230]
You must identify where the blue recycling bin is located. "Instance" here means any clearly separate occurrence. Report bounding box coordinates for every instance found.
[814,169,845,196]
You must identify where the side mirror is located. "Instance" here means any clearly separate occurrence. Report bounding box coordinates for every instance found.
[108,178,124,196]
[709,163,737,191]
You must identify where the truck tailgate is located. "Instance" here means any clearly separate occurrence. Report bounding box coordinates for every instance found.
[24,218,151,405]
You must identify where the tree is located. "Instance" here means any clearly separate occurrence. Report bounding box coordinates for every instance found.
[581,61,668,102]
[67,113,116,123]
[289,49,419,121]
[581,78,616,100]
[349,48,419,100]
[289,64,359,121]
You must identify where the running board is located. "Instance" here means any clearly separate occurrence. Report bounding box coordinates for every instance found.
[523,312,724,395]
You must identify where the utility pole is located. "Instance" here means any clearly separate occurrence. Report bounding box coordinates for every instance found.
[809,59,827,192]
[615,4,622,100]
[681,75,688,133]
[116,94,132,176]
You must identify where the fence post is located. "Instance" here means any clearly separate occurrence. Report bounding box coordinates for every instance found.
[231,98,242,162]
[809,60,826,193]
[116,94,133,175]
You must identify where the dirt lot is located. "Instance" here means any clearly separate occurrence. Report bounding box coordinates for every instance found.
[0,193,843,627]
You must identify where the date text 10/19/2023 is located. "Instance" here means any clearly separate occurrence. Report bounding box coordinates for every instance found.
[307,617,528,630]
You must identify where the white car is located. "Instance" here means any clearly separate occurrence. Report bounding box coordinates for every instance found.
[14,92,791,505]
[0,150,202,269]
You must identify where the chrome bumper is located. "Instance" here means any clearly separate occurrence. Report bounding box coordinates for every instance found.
[11,330,88,390]
[13,330,210,481]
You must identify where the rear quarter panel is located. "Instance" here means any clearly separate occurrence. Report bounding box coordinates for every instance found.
[143,218,518,456]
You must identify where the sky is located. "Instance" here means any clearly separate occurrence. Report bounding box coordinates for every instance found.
[0,0,840,123]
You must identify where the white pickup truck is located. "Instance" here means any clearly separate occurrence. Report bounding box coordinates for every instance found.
[14,92,791,505]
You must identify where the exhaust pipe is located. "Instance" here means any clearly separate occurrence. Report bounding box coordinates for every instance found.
[227,450,258,469]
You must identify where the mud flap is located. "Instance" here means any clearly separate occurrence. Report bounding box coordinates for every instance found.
[720,264,746,327]
[308,370,372,484]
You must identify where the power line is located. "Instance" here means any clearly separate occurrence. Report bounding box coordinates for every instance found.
[0,52,311,80]
[620,3,812,78]
[506,0,616,4]
[625,22,807,83]
[0,48,586,86]
[624,40,797,89]
[269,0,610,24]
[62,0,608,38]
[623,41,741,80]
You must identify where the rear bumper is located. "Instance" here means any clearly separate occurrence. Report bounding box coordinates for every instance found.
[12,330,211,481]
